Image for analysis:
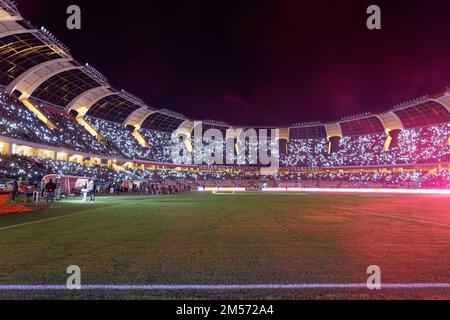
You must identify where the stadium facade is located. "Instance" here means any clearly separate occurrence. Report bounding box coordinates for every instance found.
[1,1,449,190]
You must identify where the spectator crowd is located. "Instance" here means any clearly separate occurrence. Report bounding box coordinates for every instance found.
[1,91,450,192]
[1,154,450,191]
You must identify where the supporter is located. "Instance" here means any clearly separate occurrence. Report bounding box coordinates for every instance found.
[45,178,56,203]
[11,178,18,202]
[87,180,96,202]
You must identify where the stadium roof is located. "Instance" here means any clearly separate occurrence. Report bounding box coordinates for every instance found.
[0,31,66,86]
[87,92,147,123]
[392,100,450,129]
[140,110,186,132]
[32,68,100,107]
[191,120,231,137]
[289,124,327,140]
[1,1,450,136]
[0,0,22,21]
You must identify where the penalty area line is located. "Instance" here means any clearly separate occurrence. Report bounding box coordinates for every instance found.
[1,283,450,291]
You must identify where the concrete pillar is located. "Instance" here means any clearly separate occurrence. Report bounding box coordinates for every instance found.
[0,141,12,155]
[328,136,341,154]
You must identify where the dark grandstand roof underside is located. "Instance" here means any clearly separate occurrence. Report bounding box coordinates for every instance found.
[289,125,327,140]
[32,69,100,108]
[141,112,184,132]
[393,101,450,129]
[86,94,143,123]
[192,123,229,137]
[249,127,279,139]
[340,116,385,136]
[0,32,63,86]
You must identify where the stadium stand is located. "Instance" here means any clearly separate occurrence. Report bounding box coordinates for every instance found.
[283,123,450,168]
[0,93,120,156]
[2,153,449,189]
[85,115,150,159]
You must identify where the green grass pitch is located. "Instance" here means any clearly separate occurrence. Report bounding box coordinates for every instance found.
[1,192,450,299]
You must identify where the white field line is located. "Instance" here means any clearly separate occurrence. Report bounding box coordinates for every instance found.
[1,283,450,291]
[0,196,158,232]
[1,204,125,231]
[331,206,450,228]
[213,192,308,196]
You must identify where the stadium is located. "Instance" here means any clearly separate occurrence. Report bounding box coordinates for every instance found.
[1,0,450,300]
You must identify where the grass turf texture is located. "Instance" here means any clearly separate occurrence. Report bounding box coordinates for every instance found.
[0,192,450,300]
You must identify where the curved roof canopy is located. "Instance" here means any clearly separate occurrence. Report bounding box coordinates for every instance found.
[87,92,148,123]
[32,67,100,107]
[392,101,450,129]
[141,110,186,132]
[0,30,67,87]
[192,121,230,137]
[289,124,327,140]
[0,0,22,21]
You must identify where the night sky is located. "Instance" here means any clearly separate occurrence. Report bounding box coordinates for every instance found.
[16,0,450,126]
